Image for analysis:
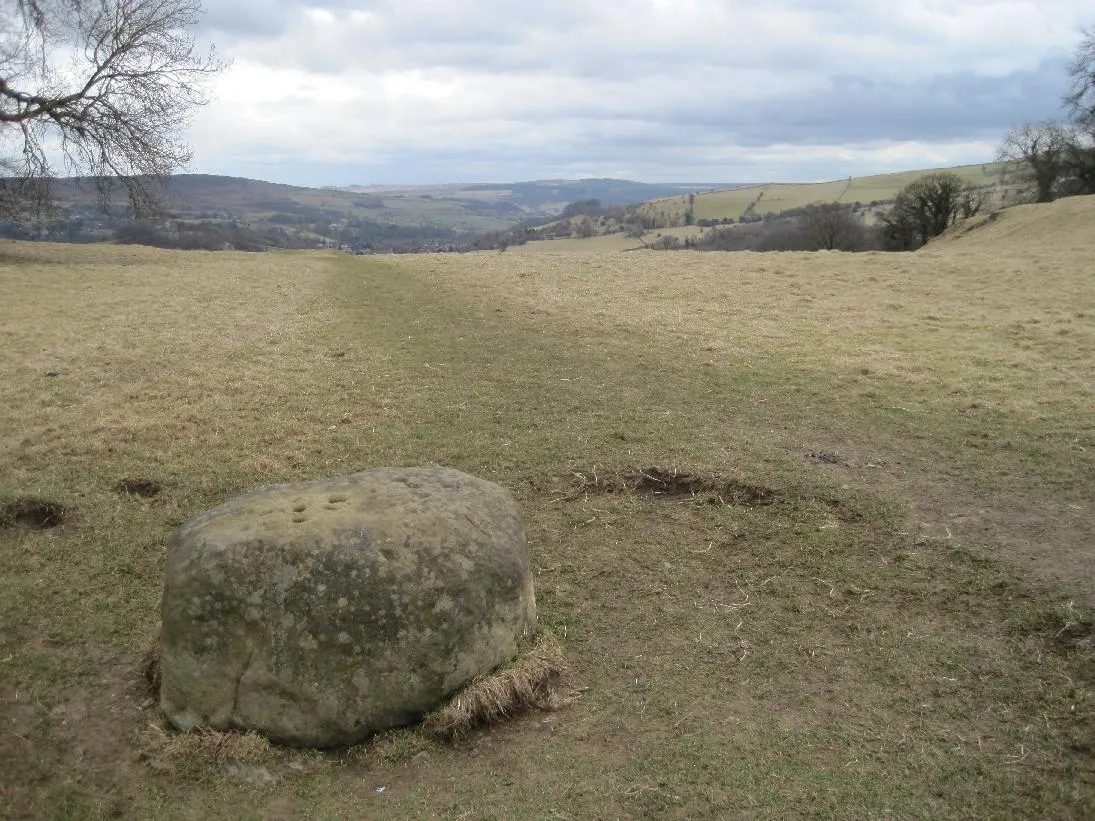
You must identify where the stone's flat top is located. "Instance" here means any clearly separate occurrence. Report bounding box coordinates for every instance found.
[174,466,519,547]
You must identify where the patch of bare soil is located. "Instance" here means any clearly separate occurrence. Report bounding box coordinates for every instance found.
[809,451,1095,607]
[805,450,843,464]
[139,644,162,697]
[564,467,777,506]
[0,498,68,529]
[0,646,156,819]
[113,478,163,498]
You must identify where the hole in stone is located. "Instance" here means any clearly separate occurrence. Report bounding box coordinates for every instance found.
[292,504,307,513]
[379,548,395,561]
[114,478,162,498]
[1,498,69,529]
[328,494,348,504]
[292,516,307,524]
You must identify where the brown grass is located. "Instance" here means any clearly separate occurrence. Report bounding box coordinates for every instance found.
[1,199,1093,817]
[139,724,274,779]
[423,633,568,742]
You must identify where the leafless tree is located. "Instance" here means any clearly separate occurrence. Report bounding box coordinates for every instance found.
[798,202,863,251]
[1060,27,1095,196]
[575,216,595,238]
[996,122,1072,203]
[0,0,224,217]
[1065,25,1095,131]
[958,186,985,219]
[1059,129,1095,196]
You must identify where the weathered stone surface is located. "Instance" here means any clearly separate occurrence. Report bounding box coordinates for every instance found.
[160,466,536,747]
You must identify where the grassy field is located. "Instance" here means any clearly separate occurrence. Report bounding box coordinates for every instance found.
[521,233,646,253]
[837,164,1003,206]
[639,163,1009,226]
[523,226,707,253]
[1,196,1093,819]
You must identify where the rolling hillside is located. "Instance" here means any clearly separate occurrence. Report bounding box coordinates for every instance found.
[8,162,1025,252]
[340,178,738,212]
[47,174,523,233]
[638,162,1010,226]
[16,175,740,250]
[41,175,739,232]
[926,192,1095,256]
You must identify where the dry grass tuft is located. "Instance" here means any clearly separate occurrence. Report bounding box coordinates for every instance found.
[424,633,568,742]
[1014,600,1095,654]
[139,723,274,778]
[136,639,273,779]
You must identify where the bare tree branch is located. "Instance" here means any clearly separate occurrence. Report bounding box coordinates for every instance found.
[1065,25,1095,130]
[798,203,863,251]
[0,0,225,218]
[996,122,1071,203]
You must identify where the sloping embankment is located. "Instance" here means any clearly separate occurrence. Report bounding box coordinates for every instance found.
[926,193,1095,256]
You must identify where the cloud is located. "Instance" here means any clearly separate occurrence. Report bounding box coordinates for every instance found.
[188,0,1090,184]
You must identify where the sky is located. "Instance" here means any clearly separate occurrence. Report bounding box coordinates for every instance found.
[186,0,1092,186]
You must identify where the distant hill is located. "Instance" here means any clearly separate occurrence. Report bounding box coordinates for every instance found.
[5,164,1028,252]
[48,174,524,232]
[637,163,1011,226]
[515,162,1037,254]
[338,178,743,212]
[12,174,741,250]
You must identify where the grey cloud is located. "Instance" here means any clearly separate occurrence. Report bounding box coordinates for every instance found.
[190,1,1087,184]
[207,0,1081,87]
[199,1,293,37]
[199,0,370,37]
[651,58,1071,146]
[414,58,1068,158]
[200,0,584,44]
